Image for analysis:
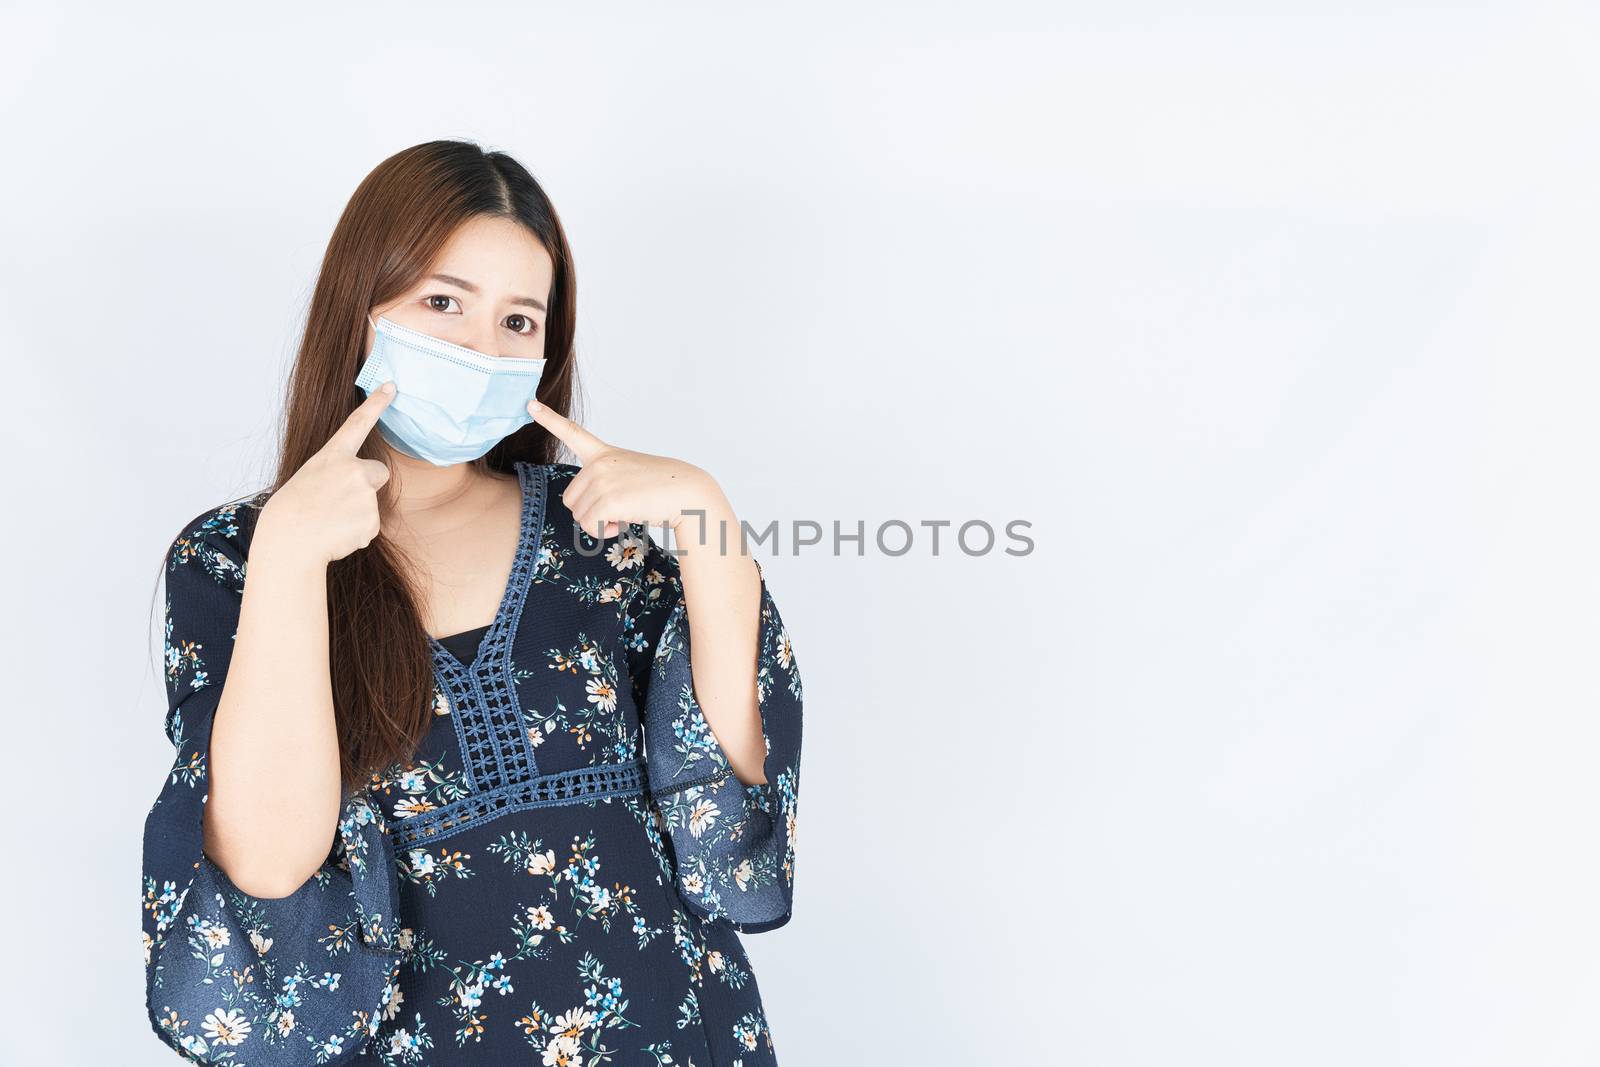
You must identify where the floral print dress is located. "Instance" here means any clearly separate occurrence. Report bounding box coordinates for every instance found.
[141,460,803,1066]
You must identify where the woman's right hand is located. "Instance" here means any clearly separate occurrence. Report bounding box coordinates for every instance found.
[256,382,397,566]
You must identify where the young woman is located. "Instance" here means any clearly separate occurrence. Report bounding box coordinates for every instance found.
[141,140,803,1066]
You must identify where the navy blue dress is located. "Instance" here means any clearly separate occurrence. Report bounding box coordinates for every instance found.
[141,460,803,1065]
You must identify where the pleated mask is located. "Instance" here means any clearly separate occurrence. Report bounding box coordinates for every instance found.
[354,313,547,466]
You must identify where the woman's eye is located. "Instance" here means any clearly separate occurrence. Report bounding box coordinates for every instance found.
[505,314,539,336]
[425,294,461,313]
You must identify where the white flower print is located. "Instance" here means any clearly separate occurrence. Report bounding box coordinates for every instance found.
[381,985,406,1022]
[551,1006,595,1037]
[199,920,230,949]
[458,979,486,1011]
[688,798,720,838]
[586,677,617,713]
[606,532,647,571]
[543,1032,581,1066]
[202,1007,251,1046]
[395,796,437,818]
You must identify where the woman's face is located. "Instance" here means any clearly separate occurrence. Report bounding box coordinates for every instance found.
[369,214,555,360]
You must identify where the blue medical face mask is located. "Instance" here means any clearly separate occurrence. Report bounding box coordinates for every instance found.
[353,313,548,466]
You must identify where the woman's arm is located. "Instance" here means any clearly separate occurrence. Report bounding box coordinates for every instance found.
[663,485,768,786]
[202,521,345,898]
[202,386,398,898]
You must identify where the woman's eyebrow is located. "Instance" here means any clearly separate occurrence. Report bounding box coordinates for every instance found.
[428,272,546,311]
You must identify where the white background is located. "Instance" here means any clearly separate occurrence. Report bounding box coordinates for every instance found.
[3,2,1598,1064]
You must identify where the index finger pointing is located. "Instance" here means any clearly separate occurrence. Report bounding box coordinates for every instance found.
[528,399,607,463]
[330,381,396,453]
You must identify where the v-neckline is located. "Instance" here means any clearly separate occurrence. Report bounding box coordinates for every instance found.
[435,623,492,667]
[425,461,540,673]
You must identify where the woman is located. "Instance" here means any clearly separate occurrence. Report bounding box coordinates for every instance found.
[141,140,803,1066]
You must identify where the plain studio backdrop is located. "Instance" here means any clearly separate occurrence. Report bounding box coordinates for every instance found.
[2,2,1597,1064]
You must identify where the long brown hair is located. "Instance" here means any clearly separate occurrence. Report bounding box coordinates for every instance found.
[276,140,579,792]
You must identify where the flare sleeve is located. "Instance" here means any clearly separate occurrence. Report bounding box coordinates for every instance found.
[621,528,803,934]
[140,500,403,1064]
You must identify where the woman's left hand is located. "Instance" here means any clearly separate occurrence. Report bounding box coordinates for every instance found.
[527,399,729,541]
